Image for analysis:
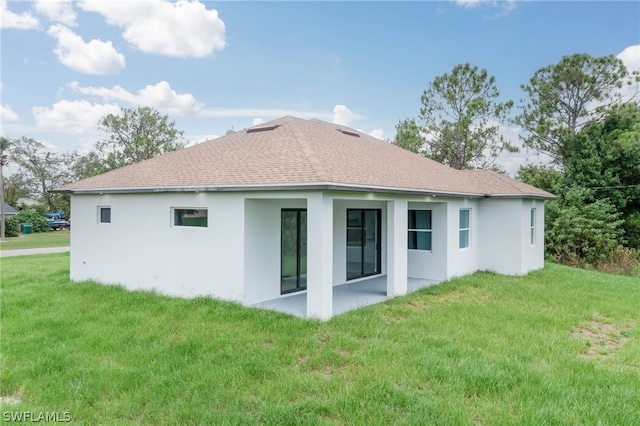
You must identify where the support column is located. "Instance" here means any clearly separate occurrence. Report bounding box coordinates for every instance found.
[306,192,334,320]
[387,199,408,296]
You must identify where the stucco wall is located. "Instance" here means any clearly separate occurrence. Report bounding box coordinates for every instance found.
[332,198,388,285]
[478,198,525,274]
[521,199,546,273]
[407,201,448,281]
[70,192,245,301]
[445,198,481,279]
[70,190,546,309]
[243,197,306,305]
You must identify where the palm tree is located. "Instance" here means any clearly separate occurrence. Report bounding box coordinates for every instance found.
[0,137,12,241]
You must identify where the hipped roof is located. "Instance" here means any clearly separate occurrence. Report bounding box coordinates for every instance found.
[56,116,553,199]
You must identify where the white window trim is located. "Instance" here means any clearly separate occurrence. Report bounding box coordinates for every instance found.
[98,206,111,224]
[459,208,471,250]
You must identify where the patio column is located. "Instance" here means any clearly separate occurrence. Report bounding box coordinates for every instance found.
[387,199,408,296]
[306,192,334,320]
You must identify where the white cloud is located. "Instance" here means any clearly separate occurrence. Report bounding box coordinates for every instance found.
[32,100,121,134]
[70,81,202,115]
[451,0,517,17]
[78,0,226,58]
[1,0,39,29]
[0,81,18,121]
[186,134,220,147]
[47,24,125,75]
[34,0,77,26]
[332,104,355,126]
[368,129,384,140]
[199,108,330,120]
[618,44,640,72]
[252,118,266,126]
[453,0,482,8]
[197,105,364,123]
[617,44,640,103]
[1,104,19,121]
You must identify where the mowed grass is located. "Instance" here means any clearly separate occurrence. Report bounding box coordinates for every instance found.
[1,254,639,425]
[0,230,70,250]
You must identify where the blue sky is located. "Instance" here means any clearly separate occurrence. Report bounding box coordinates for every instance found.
[1,0,639,174]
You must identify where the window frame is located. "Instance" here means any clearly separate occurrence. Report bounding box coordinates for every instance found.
[530,208,536,246]
[172,207,208,228]
[459,208,470,249]
[98,206,111,224]
[408,209,432,251]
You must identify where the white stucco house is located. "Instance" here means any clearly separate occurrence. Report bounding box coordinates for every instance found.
[56,116,553,319]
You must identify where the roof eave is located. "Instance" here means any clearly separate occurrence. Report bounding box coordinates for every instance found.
[54,182,552,199]
[484,193,556,200]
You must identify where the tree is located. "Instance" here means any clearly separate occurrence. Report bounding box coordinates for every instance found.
[70,150,109,181]
[564,103,640,210]
[515,164,564,194]
[0,137,12,240]
[516,53,639,164]
[419,63,516,170]
[97,106,185,171]
[12,136,72,212]
[392,118,423,154]
[544,187,624,266]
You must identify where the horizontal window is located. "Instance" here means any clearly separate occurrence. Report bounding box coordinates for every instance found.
[174,208,208,227]
[408,210,432,250]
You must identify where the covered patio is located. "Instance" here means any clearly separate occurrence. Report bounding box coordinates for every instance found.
[251,275,439,317]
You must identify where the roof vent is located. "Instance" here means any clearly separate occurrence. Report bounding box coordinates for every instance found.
[247,125,280,133]
[338,129,360,137]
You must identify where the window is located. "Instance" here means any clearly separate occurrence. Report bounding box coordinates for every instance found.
[530,208,536,246]
[408,210,432,250]
[173,208,208,227]
[459,208,470,249]
[99,207,111,223]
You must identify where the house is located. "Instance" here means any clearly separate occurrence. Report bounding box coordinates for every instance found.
[2,203,18,217]
[55,116,554,319]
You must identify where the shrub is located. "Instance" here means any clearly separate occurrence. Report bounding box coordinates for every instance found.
[546,190,624,266]
[14,209,50,233]
[622,212,640,249]
[4,217,19,237]
[599,246,640,277]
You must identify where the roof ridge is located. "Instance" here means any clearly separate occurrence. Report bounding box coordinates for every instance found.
[288,118,328,182]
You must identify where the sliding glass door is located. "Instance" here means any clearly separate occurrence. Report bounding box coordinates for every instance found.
[281,209,307,294]
[346,209,381,280]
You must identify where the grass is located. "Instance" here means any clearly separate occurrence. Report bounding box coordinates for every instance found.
[0,230,70,250]
[1,255,639,425]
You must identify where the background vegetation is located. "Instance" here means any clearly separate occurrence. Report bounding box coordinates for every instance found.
[395,53,640,275]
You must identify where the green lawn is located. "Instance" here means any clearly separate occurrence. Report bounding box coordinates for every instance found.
[1,255,638,425]
[0,230,70,250]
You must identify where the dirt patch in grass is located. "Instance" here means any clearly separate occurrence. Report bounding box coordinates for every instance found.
[572,318,635,360]
[0,392,22,407]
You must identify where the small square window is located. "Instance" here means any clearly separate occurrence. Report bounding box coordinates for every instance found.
[99,207,111,223]
[173,208,208,227]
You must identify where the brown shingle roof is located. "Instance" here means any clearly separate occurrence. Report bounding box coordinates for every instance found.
[56,116,553,199]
